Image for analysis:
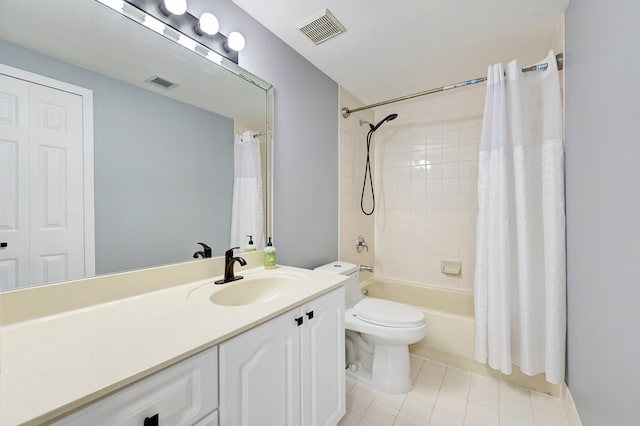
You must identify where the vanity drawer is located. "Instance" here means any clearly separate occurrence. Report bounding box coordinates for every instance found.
[53,347,218,426]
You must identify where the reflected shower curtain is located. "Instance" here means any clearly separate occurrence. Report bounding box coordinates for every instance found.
[230,130,264,250]
[474,51,566,384]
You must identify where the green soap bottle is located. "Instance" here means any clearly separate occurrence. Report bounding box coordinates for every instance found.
[264,237,276,269]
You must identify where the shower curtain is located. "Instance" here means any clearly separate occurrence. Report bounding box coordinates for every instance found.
[230,130,264,250]
[474,51,565,384]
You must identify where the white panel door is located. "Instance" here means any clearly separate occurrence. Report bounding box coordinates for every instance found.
[0,70,88,289]
[301,288,346,426]
[28,82,85,285]
[0,74,30,290]
[219,308,301,426]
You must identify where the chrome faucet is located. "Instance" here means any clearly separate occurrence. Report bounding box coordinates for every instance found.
[215,247,247,284]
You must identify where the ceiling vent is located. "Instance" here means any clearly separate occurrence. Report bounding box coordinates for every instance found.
[145,75,178,90]
[296,9,346,45]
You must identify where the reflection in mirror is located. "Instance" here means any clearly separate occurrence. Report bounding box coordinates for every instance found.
[0,0,273,290]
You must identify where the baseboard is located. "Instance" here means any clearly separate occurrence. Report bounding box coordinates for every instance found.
[562,383,583,426]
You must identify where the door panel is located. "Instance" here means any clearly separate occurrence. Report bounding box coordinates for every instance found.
[28,82,84,286]
[0,74,29,290]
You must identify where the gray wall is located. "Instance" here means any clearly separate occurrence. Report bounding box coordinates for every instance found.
[191,0,340,269]
[0,40,234,275]
[565,1,640,424]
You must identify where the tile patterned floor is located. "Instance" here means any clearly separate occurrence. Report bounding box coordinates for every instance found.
[339,355,570,426]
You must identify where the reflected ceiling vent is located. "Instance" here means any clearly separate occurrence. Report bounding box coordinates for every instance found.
[296,8,346,45]
[145,75,178,90]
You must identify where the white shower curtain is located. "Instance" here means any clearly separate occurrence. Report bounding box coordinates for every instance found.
[474,51,566,384]
[230,130,264,250]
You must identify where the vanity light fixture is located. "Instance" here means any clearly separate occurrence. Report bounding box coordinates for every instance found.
[109,0,244,64]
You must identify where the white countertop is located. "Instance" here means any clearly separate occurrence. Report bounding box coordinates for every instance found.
[0,265,346,425]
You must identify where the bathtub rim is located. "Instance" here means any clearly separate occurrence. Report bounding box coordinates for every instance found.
[361,276,475,318]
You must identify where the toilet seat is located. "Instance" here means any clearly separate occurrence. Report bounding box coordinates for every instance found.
[352,298,424,328]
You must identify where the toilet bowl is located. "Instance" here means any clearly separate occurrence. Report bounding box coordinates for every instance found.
[315,261,426,394]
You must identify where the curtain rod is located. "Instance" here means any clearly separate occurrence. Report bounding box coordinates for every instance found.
[341,53,564,118]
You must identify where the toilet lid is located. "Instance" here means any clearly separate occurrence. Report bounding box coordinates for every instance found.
[352,298,424,328]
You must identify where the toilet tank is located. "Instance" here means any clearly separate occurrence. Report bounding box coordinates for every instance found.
[314,261,362,308]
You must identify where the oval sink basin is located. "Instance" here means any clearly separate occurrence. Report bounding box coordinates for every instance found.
[209,275,300,306]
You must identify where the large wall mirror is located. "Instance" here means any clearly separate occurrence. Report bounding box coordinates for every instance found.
[0,0,273,290]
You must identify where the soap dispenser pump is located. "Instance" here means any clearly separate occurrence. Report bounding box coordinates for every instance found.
[264,237,276,269]
[245,235,256,252]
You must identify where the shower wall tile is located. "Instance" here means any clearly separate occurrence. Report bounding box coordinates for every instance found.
[373,86,484,292]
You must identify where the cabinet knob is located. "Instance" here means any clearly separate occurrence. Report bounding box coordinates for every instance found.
[144,414,159,426]
[306,311,314,320]
[295,316,304,326]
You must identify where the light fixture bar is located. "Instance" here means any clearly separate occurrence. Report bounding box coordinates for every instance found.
[124,0,239,63]
[95,0,271,90]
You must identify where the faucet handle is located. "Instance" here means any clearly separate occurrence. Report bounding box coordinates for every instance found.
[226,247,240,257]
[356,235,369,253]
[197,242,212,258]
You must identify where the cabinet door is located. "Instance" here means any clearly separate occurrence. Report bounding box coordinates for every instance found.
[301,288,346,426]
[54,347,218,426]
[219,308,301,426]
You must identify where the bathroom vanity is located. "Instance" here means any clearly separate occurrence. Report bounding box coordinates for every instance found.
[0,253,346,425]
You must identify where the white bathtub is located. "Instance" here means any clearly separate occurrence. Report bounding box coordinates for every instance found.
[362,278,475,363]
[361,277,561,395]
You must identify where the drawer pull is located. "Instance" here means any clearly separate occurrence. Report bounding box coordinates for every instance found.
[144,414,159,426]
[295,316,303,326]
[0,242,7,248]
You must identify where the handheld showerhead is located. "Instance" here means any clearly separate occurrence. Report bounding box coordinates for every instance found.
[360,112,398,215]
[369,113,398,132]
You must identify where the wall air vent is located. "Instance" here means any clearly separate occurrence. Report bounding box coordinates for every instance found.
[145,75,178,90]
[296,9,346,45]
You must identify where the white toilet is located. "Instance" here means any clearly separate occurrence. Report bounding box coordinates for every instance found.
[315,261,426,394]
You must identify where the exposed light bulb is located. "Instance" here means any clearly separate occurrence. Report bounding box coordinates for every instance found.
[197,12,219,36]
[163,0,187,15]
[227,32,245,52]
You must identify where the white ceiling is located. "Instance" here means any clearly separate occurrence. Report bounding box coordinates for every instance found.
[231,0,568,105]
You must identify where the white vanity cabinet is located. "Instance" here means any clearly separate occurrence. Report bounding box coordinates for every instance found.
[219,287,345,426]
[53,347,218,426]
